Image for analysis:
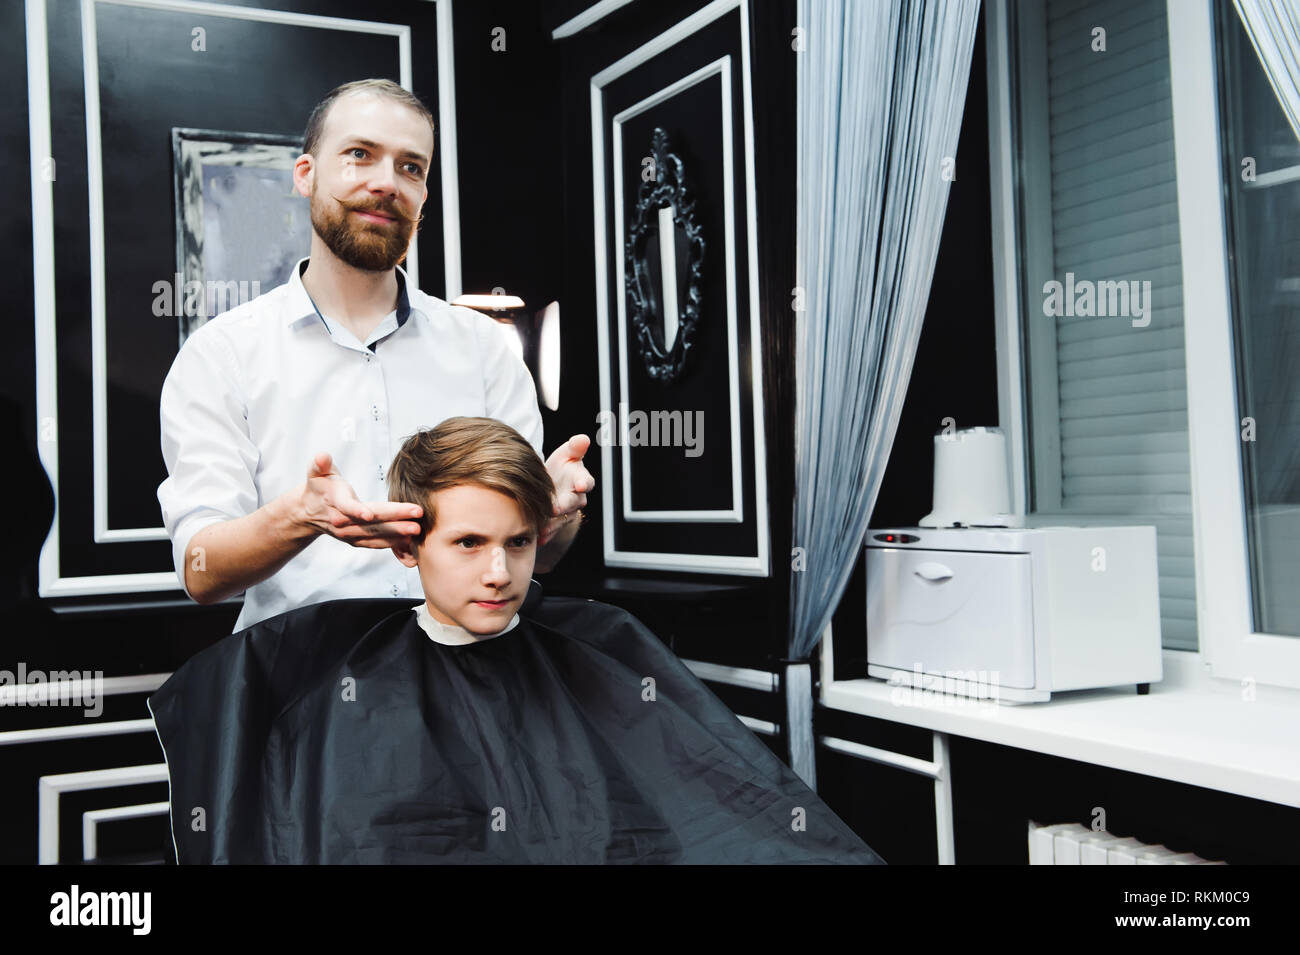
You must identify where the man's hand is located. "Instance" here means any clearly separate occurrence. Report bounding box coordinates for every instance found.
[295,453,423,549]
[539,434,594,547]
[182,453,424,604]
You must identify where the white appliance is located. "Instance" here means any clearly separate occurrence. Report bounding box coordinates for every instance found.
[865,526,1163,703]
[920,426,1021,528]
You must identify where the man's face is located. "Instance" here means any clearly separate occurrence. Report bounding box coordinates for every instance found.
[393,484,537,635]
[303,92,432,271]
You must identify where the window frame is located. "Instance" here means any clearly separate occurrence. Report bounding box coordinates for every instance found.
[1168,0,1300,688]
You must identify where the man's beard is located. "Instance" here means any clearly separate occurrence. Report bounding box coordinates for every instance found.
[310,186,418,272]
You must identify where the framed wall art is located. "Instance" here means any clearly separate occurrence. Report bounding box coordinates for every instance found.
[170,127,311,345]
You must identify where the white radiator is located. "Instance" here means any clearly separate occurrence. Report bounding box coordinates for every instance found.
[1028,821,1227,864]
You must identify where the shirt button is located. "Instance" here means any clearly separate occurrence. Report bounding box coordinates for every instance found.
[391,584,400,596]
[371,404,380,419]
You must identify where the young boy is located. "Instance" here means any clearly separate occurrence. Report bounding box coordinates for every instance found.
[149,418,884,865]
[384,416,555,642]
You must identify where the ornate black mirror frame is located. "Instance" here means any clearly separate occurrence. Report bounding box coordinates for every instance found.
[624,127,706,382]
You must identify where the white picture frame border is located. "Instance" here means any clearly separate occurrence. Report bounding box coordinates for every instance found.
[28,0,461,597]
[589,0,770,575]
[612,57,744,524]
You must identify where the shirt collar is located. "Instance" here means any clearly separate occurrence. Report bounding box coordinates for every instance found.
[413,602,520,645]
[284,257,413,329]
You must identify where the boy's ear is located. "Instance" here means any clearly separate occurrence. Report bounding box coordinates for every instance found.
[391,535,419,567]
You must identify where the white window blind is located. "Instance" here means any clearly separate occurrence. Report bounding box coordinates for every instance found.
[1017,0,1197,649]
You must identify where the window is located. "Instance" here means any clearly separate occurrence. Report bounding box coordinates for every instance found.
[1006,0,1198,651]
[1066,0,1300,688]
[991,0,1300,684]
[1213,4,1300,641]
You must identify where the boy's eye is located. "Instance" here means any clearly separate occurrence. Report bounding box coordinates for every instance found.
[349,147,367,160]
[454,536,530,548]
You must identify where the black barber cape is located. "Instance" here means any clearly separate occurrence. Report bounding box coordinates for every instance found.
[148,582,885,864]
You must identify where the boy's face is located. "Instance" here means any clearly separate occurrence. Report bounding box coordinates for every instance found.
[392,484,537,635]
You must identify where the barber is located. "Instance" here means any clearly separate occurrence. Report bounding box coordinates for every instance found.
[158,79,592,632]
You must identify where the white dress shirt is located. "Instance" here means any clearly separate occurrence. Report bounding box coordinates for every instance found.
[157,257,544,633]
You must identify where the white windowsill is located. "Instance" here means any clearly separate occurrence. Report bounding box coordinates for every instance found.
[819,648,1300,809]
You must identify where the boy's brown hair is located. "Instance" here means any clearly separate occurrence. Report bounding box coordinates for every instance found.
[387,417,553,545]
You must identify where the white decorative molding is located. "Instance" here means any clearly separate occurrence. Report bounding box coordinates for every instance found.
[83,801,169,862]
[434,0,462,300]
[38,764,169,864]
[819,731,956,863]
[681,658,777,735]
[0,718,157,747]
[612,58,744,524]
[0,671,167,710]
[816,621,957,863]
[551,0,635,40]
[681,657,778,692]
[737,715,776,736]
[83,0,411,545]
[590,0,770,575]
[29,0,461,596]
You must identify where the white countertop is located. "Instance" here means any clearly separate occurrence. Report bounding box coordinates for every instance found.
[819,647,1300,808]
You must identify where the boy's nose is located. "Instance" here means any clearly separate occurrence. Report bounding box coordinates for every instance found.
[482,546,509,584]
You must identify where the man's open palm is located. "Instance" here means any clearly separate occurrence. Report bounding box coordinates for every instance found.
[300,453,423,548]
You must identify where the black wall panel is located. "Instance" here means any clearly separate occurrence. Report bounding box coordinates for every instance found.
[595,9,761,561]
[4,0,461,865]
[536,0,792,672]
[37,0,449,583]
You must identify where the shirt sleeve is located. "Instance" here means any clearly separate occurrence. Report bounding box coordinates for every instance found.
[156,328,261,600]
[478,313,545,458]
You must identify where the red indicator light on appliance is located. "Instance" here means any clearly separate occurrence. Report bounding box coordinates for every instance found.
[871,532,921,544]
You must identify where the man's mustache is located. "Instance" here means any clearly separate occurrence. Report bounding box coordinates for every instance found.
[330,195,423,225]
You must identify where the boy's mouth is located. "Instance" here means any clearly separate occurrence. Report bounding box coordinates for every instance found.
[473,598,510,610]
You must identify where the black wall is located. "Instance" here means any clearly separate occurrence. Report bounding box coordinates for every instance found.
[451,2,562,328]
[0,0,485,864]
[1,0,797,864]
[505,0,800,679]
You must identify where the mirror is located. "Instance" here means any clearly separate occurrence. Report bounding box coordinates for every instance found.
[625,128,705,382]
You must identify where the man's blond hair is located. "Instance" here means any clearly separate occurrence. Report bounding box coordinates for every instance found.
[302,78,435,157]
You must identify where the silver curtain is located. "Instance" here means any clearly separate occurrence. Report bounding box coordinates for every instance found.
[791,0,982,666]
[1234,0,1300,141]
